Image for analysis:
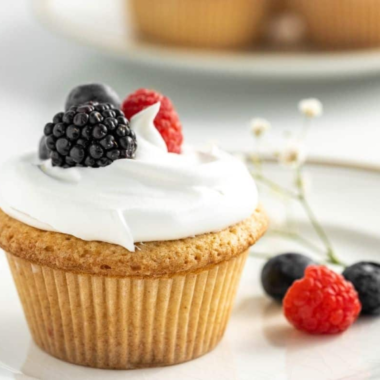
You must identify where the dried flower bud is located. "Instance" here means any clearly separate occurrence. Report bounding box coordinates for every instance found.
[279,140,307,168]
[298,98,323,118]
[250,118,271,138]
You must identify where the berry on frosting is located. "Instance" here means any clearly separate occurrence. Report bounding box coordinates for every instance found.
[65,83,121,111]
[343,262,380,315]
[284,265,361,334]
[39,136,49,160]
[43,102,137,168]
[122,89,183,154]
[261,253,315,302]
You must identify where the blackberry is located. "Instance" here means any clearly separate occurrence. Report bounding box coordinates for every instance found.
[343,262,380,315]
[43,102,137,168]
[65,83,120,111]
[261,253,315,302]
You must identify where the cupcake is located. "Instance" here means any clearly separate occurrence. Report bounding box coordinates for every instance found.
[290,0,380,48]
[128,0,270,49]
[0,85,267,369]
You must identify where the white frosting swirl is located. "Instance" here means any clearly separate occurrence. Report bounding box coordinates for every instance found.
[0,104,258,251]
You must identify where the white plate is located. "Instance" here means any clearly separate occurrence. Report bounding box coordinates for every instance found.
[33,0,380,80]
[1,159,380,380]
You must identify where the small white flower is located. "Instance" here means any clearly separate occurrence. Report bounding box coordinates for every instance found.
[250,118,271,138]
[298,98,323,118]
[279,140,307,168]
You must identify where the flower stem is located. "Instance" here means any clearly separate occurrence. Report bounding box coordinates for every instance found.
[251,171,299,199]
[295,168,344,266]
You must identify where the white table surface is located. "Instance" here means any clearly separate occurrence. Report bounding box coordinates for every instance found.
[2,1,380,167]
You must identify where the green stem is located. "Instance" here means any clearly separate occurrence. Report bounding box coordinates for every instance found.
[251,172,299,199]
[295,168,343,266]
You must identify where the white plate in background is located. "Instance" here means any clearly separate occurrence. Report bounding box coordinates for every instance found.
[33,0,380,80]
[1,159,380,380]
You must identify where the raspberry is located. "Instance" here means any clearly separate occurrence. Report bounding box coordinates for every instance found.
[283,266,361,334]
[122,89,183,154]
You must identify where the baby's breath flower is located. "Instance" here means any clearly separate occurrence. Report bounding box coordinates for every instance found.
[298,98,323,118]
[279,140,307,168]
[250,118,271,138]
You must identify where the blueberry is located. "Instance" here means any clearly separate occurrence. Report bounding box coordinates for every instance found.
[261,253,315,302]
[343,262,380,315]
[39,136,49,160]
[65,83,120,111]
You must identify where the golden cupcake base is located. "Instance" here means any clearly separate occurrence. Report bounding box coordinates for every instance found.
[129,0,270,49]
[291,0,380,49]
[7,250,248,369]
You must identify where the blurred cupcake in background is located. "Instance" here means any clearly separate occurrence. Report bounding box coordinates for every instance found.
[270,0,289,15]
[128,0,270,49]
[290,0,380,49]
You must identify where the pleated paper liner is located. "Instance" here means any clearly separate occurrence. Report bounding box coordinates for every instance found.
[128,0,269,49]
[290,0,380,49]
[6,249,248,369]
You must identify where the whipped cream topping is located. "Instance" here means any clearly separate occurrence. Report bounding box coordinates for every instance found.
[0,104,258,251]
